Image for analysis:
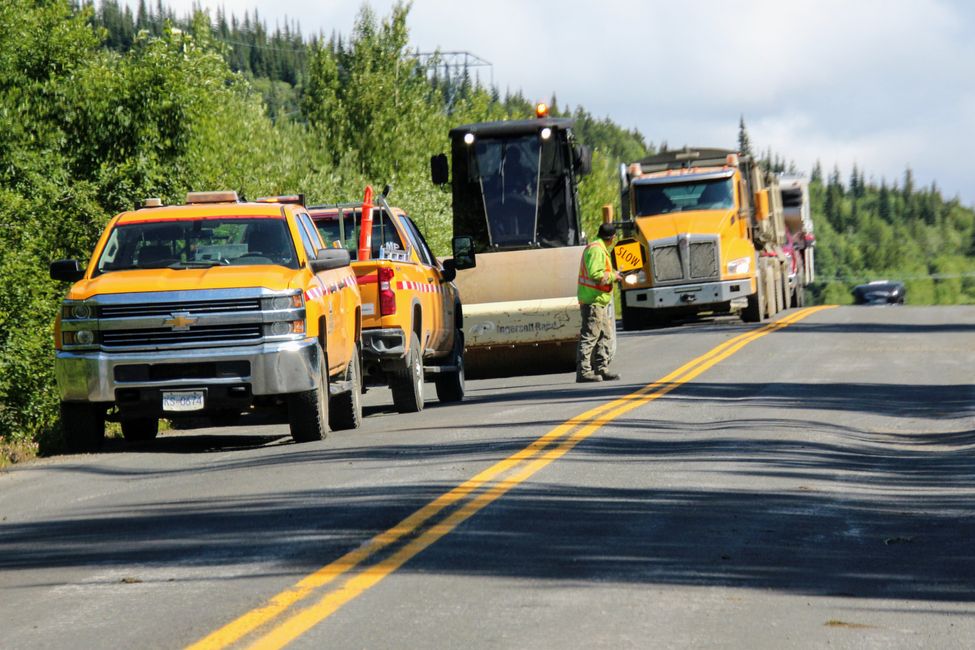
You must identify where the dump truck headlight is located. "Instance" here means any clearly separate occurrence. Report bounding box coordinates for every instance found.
[727,257,751,275]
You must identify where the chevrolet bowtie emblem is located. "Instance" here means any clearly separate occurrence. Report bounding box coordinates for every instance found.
[163,312,198,331]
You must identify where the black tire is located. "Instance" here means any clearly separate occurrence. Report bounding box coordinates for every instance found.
[121,417,158,443]
[390,332,424,413]
[435,330,465,403]
[329,347,363,431]
[60,402,106,453]
[288,346,329,442]
[742,269,765,323]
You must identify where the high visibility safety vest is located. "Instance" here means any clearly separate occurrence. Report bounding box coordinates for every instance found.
[577,240,614,306]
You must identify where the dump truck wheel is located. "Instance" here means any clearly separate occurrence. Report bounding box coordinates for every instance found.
[288,346,329,442]
[121,417,158,443]
[435,330,465,403]
[329,347,362,431]
[60,402,106,453]
[391,332,424,413]
[742,271,766,323]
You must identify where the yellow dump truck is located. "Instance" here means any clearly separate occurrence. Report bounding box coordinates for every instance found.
[615,148,802,329]
[430,105,592,376]
[309,189,470,411]
[50,191,362,451]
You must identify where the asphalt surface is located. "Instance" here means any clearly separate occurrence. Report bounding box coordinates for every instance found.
[1,306,973,649]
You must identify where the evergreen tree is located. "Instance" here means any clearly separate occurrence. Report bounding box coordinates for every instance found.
[737,115,752,157]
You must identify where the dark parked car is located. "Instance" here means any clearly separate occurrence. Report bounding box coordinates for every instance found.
[852,280,906,305]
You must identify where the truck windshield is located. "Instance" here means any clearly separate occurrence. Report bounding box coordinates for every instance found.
[93,217,299,276]
[634,178,735,216]
[474,136,541,247]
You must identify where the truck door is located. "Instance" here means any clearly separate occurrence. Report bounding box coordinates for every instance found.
[399,215,448,354]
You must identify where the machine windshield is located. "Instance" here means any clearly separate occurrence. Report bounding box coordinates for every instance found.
[634,177,735,216]
[474,135,541,247]
[93,217,299,276]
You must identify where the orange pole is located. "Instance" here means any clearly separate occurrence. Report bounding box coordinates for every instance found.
[358,185,374,261]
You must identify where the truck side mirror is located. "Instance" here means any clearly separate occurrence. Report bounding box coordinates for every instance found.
[440,258,457,283]
[430,153,449,185]
[310,248,351,273]
[50,259,85,282]
[573,145,592,177]
[451,236,476,270]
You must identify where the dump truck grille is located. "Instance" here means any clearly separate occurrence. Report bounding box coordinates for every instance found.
[101,324,263,348]
[689,241,718,279]
[651,245,683,282]
[99,298,261,319]
[650,237,720,285]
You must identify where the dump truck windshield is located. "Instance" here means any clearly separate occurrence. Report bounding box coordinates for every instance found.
[634,178,735,216]
[93,217,299,276]
[474,136,540,247]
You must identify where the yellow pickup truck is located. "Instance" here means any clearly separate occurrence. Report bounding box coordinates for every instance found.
[310,194,473,412]
[50,191,362,452]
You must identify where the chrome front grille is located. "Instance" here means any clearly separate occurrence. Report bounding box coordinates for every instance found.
[101,324,263,348]
[689,241,718,279]
[651,245,683,282]
[649,236,720,285]
[99,298,261,319]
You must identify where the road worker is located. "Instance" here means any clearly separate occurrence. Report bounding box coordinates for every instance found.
[576,222,622,382]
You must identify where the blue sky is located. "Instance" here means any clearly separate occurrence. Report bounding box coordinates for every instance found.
[121,0,975,206]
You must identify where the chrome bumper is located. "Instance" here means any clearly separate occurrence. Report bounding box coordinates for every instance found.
[624,279,752,310]
[55,338,320,402]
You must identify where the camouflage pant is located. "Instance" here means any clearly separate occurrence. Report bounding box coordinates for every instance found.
[576,302,616,377]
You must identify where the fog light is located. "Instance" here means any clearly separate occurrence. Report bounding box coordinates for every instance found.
[76,330,95,345]
[270,321,292,336]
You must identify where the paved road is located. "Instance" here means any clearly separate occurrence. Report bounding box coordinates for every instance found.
[1,306,973,649]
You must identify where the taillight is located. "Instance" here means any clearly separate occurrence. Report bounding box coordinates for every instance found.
[378,266,396,316]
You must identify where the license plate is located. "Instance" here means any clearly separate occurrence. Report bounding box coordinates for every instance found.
[162,390,205,412]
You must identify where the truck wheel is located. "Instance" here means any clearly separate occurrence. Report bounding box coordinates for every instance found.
[121,417,158,443]
[329,347,362,431]
[391,332,424,413]
[435,330,465,403]
[60,402,106,453]
[288,346,329,442]
[742,273,766,323]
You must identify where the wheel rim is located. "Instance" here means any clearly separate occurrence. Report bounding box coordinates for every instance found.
[414,351,422,396]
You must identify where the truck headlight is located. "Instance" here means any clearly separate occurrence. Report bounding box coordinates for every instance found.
[63,330,95,346]
[726,257,751,275]
[265,294,303,311]
[62,303,93,320]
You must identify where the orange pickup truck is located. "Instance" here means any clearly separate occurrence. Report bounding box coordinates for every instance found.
[50,191,362,451]
[309,192,473,412]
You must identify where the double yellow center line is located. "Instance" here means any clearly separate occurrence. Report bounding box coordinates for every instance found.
[189,305,833,649]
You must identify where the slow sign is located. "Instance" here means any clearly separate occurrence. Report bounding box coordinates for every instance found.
[613,238,644,273]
